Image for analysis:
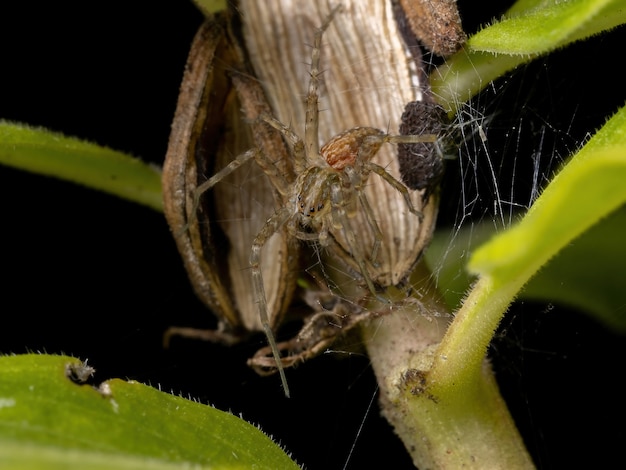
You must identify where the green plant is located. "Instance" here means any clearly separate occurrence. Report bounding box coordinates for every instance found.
[1,0,624,468]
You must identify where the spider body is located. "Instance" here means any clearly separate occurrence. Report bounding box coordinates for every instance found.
[292,128,386,234]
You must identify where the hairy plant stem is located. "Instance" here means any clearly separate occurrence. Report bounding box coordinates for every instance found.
[361,262,534,469]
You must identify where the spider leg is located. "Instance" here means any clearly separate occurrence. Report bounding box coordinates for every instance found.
[304,5,342,161]
[384,134,438,145]
[365,162,424,220]
[260,114,307,174]
[356,132,438,220]
[343,165,384,267]
[192,148,259,219]
[250,207,292,397]
[329,183,387,303]
[356,191,384,267]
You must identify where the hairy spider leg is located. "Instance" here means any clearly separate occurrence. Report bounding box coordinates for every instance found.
[366,161,423,218]
[176,148,262,238]
[250,5,342,397]
[192,148,260,214]
[187,138,296,396]
[260,114,308,174]
[249,207,293,397]
[190,108,316,214]
[304,4,342,161]
[360,132,439,220]
[327,179,386,301]
[343,165,385,266]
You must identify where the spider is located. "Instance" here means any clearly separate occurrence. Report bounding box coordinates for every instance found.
[192,5,436,396]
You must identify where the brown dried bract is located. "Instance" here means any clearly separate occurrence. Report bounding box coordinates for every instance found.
[249,293,369,373]
[162,12,298,342]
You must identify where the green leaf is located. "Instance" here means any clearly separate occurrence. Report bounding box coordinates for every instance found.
[0,354,299,469]
[471,0,626,55]
[431,0,626,112]
[0,122,163,212]
[523,206,626,331]
[427,206,626,332]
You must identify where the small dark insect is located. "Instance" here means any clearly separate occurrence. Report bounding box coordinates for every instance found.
[65,360,95,384]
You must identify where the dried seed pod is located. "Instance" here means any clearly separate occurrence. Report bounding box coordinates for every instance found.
[162,12,298,342]
[398,99,448,199]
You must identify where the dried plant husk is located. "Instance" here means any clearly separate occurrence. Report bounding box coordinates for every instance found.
[162,12,298,341]
[213,80,299,333]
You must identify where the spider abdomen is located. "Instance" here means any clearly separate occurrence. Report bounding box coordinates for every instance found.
[321,127,385,170]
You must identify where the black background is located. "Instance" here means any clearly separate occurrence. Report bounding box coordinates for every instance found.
[1,2,625,468]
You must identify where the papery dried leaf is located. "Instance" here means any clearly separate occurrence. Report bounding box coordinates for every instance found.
[163,14,241,330]
[213,74,299,332]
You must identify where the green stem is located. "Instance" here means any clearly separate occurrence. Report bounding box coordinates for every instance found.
[361,263,533,469]
[428,276,516,388]
[430,51,526,114]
